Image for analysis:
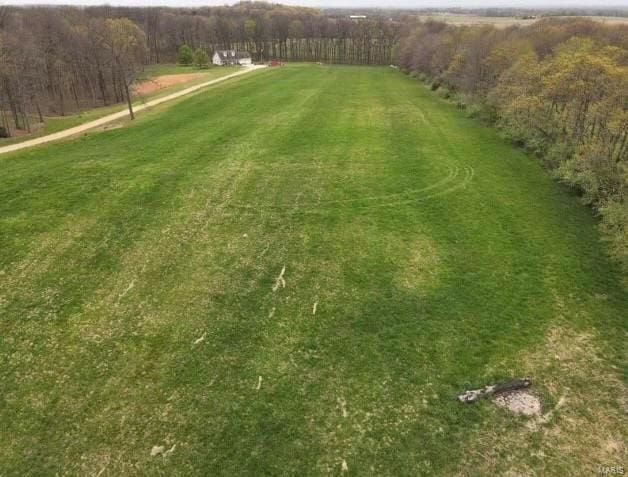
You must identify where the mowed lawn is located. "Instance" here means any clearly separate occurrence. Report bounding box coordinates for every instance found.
[0,65,625,476]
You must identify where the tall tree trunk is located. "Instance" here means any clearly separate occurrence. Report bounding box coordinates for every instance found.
[119,63,134,120]
[124,79,134,120]
[58,88,65,116]
[34,97,44,123]
[0,107,11,137]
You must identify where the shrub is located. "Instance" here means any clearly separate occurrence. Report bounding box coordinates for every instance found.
[599,200,628,272]
[0,126,8,138]
[436,87,450,99]
[453,93,467,109]
[194,48,209,69]
[178,44,193,65]
[465,101,496,123]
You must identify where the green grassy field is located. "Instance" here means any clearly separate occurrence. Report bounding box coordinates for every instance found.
[0,65,625,476]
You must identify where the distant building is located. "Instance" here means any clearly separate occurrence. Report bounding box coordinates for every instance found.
[212,50,252,66]
[349,15,367,20]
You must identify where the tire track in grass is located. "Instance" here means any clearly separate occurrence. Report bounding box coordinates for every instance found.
[220,161,474,213]
[107,68,337,475]
[0,72,277,283]
[72,68,329,348]
[230,67,449,475]
[179,68,344,475]
[202,66,368,475]
[0,68,295,284]
[30,66,339,475]
[214,68,476,215]
[3,66,328,472]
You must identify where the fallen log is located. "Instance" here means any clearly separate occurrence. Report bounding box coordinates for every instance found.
[458,378,531,403]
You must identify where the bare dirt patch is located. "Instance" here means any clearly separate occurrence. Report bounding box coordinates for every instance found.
[494,390,542,416]
[134,73,206,96]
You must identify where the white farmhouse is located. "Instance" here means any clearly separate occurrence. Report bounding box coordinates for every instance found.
[212,50,253,66]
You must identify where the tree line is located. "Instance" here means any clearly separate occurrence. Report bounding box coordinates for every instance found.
[397,17,627,270]
[93,2,400,65]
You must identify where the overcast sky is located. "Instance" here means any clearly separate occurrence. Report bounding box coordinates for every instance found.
[3,0,628,8]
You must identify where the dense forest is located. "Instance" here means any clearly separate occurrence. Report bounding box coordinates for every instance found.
[398,17,627,270]
[0,3,625,270]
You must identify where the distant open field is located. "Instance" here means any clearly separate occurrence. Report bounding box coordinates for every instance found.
[415,13,628,28]
[0,65,625,475]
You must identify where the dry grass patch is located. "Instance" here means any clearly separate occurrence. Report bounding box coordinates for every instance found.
[457,322,627,476]
[396,236,440,296]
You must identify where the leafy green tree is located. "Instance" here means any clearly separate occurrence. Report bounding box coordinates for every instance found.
[178,44,193,65]
[194,48,209,69]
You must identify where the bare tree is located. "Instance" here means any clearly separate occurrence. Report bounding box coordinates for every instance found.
[103,18,147,120]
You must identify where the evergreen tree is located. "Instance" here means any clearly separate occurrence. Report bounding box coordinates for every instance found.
[178,44,193,65]
[194,48,209,68]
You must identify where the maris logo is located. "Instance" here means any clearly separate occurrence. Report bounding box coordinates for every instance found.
[597,465,625,475]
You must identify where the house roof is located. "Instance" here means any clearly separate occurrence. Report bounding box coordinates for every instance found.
[215,50,251,60]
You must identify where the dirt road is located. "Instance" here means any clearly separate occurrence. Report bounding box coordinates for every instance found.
[0,65,266,156]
